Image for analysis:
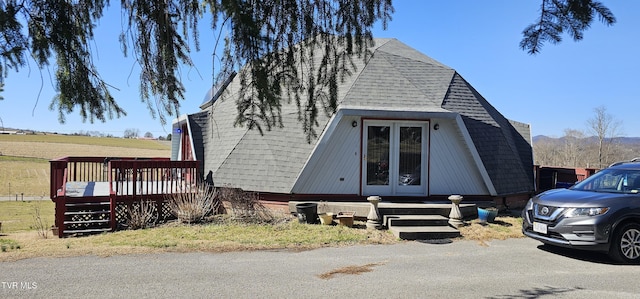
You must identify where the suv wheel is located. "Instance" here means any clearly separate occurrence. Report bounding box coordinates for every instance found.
[610,223,640,264]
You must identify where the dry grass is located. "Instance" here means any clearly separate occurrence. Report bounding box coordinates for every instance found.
[0,158,49,197]
[0,220,400,262]
[0,135,170,196]
[0,134,169,150]
[318,262,387,279]
[0,141,169,160]
[458,215,525,246]
[0,203,526,262]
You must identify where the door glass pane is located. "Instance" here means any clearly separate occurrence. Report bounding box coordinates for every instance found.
[367,126,390,186]
[398,126,422,186]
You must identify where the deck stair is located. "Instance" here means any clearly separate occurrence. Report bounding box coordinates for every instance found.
[62,200,112,236]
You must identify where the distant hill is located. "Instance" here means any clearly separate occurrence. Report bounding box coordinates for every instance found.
[532,135,640,168]
[533,135,640,146]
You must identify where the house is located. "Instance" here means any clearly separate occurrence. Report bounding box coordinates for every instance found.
[172,38,534,206]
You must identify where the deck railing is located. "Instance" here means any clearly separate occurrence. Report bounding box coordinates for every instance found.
[50,157,199,237]
[108,159,197,198]
[50,157,148,200]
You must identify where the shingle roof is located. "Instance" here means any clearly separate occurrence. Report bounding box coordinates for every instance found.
[341,40,454,109]
[442,73,533,195]
[192,38,533,195]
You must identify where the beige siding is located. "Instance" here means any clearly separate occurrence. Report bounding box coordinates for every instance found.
[293,115,361,194]
[428,118,490,195]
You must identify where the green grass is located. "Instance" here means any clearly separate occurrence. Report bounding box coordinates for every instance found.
[0,239,22,252]
[0,201,55,233]
[0,156,48,163]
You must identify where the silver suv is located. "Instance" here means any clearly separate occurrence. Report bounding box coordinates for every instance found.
[522,160,640,264]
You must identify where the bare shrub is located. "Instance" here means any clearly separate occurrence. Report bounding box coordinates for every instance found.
[32,203,49,239]
[219,187,274,223]
[166,183,220,224]
[125,200,157,229]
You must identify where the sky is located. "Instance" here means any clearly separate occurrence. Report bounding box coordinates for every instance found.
[1,1,639,138]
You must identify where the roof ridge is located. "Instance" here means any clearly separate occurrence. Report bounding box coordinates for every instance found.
[338,39,393,106]
[380,50,453,71]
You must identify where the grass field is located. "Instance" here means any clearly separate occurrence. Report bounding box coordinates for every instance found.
[0,134,170,150]
[0,201,55,233]
[0,134,170,196]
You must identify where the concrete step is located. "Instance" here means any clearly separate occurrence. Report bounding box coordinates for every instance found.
[389,225,460,240]
[378,203,450,216]
[384,215,449,227]
[378,203,477,219]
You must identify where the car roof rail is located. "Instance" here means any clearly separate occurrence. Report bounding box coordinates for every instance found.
[609,157,640,168]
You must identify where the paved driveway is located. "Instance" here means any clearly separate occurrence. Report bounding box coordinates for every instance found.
[2,238,640,298]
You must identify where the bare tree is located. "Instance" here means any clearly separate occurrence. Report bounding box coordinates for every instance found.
[533,137,561,166]
[562,129,586,167]
[123,128,140,139]
[587,106,622,168]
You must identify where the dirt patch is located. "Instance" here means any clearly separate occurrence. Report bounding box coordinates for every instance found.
[318,261,387,279]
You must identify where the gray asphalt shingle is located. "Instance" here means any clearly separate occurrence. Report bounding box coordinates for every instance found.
[190,38,533,196]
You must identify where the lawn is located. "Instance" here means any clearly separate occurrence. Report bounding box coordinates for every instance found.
[0,134,170,196]
[0,218,400,262]
[0,202,524,262]
[0,201,55,233]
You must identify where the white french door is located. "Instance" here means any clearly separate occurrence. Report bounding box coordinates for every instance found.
[362,120,428,196]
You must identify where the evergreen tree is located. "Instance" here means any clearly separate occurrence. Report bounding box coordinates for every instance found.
[0,0,615,139]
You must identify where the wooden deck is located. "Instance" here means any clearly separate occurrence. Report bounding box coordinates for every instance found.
[50,157,199,237]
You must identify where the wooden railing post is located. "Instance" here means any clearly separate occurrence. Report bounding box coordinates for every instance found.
[132,162,138,198]
[50,158,70,238]
[108,160,117,232]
